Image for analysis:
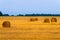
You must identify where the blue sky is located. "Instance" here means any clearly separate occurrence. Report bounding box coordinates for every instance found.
[0,0,60,15]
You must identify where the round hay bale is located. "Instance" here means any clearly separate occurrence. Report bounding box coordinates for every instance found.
[30,18,33,21]
[2,21,11,28]
[30,18,38,21]
[44,18,50,23]
[51,18,57,22]
[35,18,38,21]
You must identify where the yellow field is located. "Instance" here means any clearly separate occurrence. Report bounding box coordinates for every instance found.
[0,16,60,40]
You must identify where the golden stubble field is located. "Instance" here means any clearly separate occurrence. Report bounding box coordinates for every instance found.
[0,16,60,40]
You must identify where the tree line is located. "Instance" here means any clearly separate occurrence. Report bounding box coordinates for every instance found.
[0,11,60,16]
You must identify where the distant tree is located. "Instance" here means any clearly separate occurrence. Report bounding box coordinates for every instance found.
[17,14,23,16]
[3,14,9,16]
[0,11,3,16]
[25,14,36,16]
[25,13,60,16]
